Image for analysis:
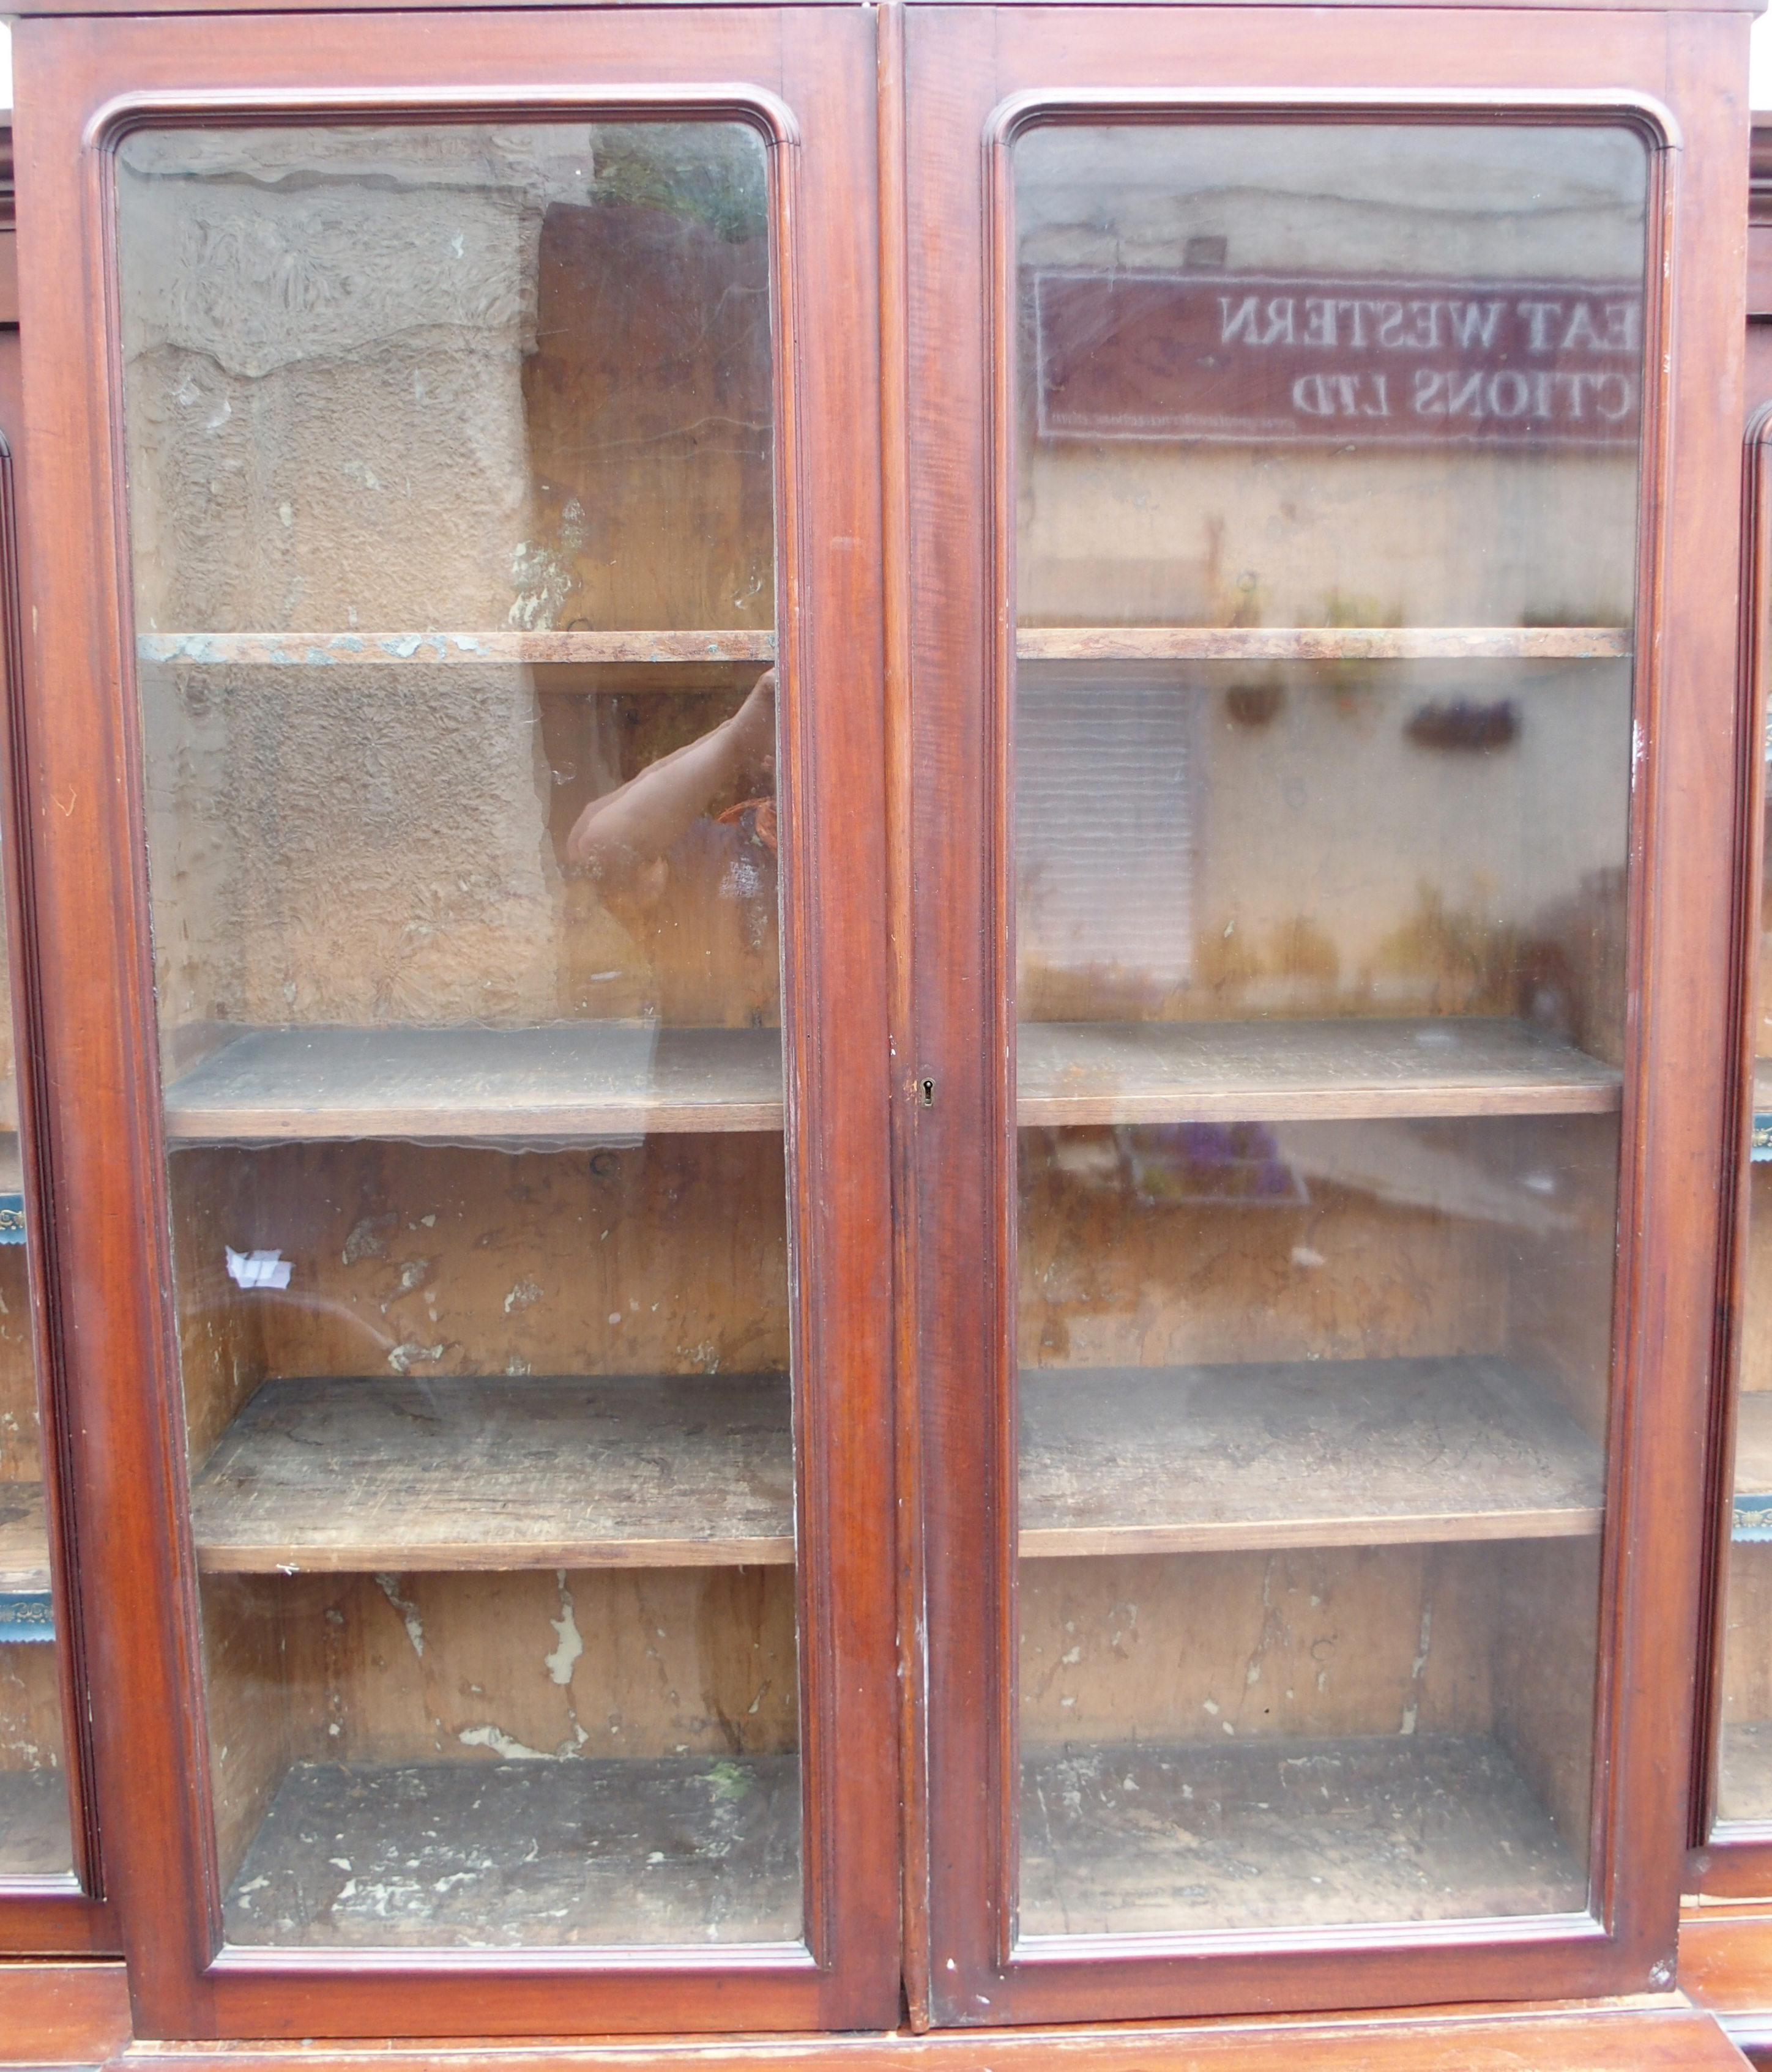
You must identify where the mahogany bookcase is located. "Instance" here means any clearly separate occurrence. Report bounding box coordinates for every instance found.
[0,0,1760,2062]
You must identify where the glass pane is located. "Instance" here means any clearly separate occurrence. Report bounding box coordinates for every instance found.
[1718,697,1772,1822]
[1011,122,1646,1935]
[117,120,798,1948]
[0,891,75,1879]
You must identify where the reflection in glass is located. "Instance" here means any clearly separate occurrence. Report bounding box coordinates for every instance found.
[1011,123,1645,1935]
[118,121,798,1947]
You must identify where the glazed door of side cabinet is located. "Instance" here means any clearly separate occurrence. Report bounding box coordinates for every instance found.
[903,4,1746,2026]
[16,6,896,2038]
[0,330,113,1955]
[1692,408,1772,1901]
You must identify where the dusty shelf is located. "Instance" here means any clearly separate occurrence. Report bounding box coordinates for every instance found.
[190,1375,797,1573]
[1015,626,1630,663]
[192,1358,1600,1576]
[164,1016,1618,1146]
[1018,1732,1585,1937]
[1019,1359,1604,1556]
[163,1025,785,1143]
[139,629,776,667]
[1018,1018,1621,1126]
[223,1753,802,1948]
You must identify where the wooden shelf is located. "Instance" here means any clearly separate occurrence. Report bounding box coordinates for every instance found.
[1020,1359,1603,1556]
[0,1483,49,1594]
[190,1375,795,1573]
[162,1016,1614,1147]
[223,1754,800,1948]
[163,1024,784,1143]
[139,630,776,668]
[192,1359,1596,1576]
[1018,1018,1621,1126]
[1019,1733,1584,1936]
[1016,626,1629,664]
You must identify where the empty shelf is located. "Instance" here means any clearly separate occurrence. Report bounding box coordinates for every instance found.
[1018,1019,1621,1126]
[223,1754,801,1948]
[164,1025,783,1142]
[190,1375,795,1573]
[140,630,776,667]
[164,1017,1611,1144]
[195,1359,1598,1575]
[0,1484,48,1594]
[1021,1359,1604,1556]
[1016,626,1629,663]
[1019,1734,1585,1937]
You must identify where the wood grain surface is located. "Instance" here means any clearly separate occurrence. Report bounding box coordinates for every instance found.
[1019,1359,1604,1556]
[73,2007,1759,2072]
[1018,1019,1622,1124]
[0,1962,130,2062]
[190,1374,796,1572]
[1016,626,1631,662]
[163,1025,784,1142]
[165,1017,1614,1143]
[187,1356,1599,1577]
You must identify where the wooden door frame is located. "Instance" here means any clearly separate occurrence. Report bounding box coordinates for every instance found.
[1687,139,1772,1912]
[10,4,899,2038]
[0,330,116,1959]
[904,1,1751,2025]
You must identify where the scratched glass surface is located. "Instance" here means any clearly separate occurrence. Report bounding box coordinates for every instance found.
[1011,125,1644,1937]
[1715,723,1772,1824]
[117,123,800,1948]
[0,886,75,1881]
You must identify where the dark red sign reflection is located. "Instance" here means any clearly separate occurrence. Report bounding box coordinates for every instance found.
[1033,272,1642,449]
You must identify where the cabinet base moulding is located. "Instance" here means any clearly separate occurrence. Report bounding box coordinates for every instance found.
[29,2003,1745,2068]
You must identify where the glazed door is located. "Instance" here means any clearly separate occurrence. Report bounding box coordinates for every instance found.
[17,6,896,2037]
[903,6,1745,2024]
[1692,406,1772,1899]
[0,338,111,1953]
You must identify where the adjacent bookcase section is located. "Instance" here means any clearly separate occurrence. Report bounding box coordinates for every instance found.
[1007,119,1645,1938]
[0,893,73,1881]
[1716,713,1772,1826]
[117,117,803,1950]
